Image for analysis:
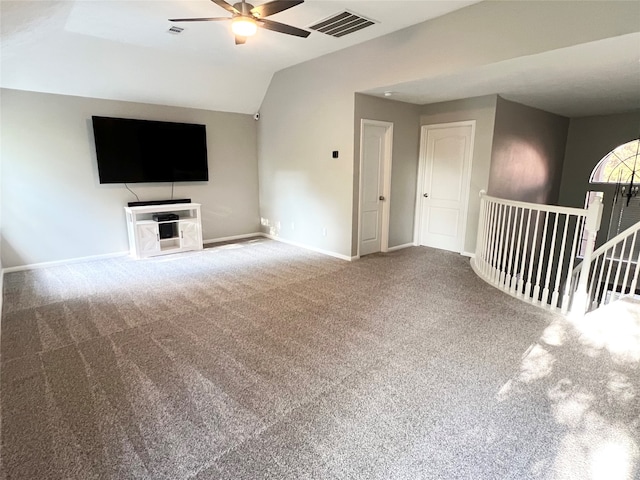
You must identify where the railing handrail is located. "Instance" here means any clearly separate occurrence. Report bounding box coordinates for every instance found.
[480,192,588,217]
[569,216,640,313]
[473,190,603,315]
[475,190,640,316]
[572,221,640,276]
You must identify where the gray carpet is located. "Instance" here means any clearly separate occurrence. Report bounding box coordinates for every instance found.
[1,238,638,479]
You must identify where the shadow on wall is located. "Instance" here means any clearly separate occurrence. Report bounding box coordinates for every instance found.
[489,135,551,204]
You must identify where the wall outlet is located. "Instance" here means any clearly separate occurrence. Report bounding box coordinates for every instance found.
[322,227,327,237]
[291,222,295,231]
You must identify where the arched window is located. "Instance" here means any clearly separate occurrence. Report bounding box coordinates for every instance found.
[580,138,640,258]
[590,139,640,184]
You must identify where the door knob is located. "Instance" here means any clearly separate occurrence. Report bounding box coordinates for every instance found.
[379,195,385,201]
[423,193,429,198]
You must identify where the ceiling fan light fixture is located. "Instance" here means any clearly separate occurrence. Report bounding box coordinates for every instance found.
[232,16,257,37]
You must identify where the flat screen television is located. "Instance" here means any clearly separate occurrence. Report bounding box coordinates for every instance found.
[92,116,209,184]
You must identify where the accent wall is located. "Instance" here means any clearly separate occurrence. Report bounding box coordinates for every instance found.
[489,97,570,204]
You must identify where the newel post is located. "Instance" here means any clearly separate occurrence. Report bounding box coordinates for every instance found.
[571,192,603,315]
[475,190,487,260]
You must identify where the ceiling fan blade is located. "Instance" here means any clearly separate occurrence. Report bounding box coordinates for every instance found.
[169,17,229,22]
[250,0,304,18]
[211,0,240,15]
[258,18,310,38]
[235,35,247,45]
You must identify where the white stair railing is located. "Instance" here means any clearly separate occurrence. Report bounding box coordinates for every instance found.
[471,191,603,314]
[569,220,640,314]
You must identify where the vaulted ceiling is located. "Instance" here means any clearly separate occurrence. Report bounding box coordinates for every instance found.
[0,0,479,113]
[2,1,638,117]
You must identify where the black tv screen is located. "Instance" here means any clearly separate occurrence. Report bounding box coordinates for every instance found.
[92,116,209,184]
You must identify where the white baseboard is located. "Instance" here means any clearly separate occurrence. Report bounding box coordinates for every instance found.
[461,251,476,258]
[387,242,416,252]
[2,232,356,275]
[262,234,354,261]
[203,232,263,245]
[2,233,264,274]
[2,251,129,274]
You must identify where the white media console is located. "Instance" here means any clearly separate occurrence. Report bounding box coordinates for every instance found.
[124,203,203,259]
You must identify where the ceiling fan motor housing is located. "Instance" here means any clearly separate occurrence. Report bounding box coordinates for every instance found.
[234,2,254,17]
[169,0,310,44]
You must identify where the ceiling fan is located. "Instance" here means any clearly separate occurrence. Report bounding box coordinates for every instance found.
[169,0,310,45]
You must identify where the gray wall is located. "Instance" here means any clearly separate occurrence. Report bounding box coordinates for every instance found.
[1,89,260,268]
[489,97,569,204]
[353,94,422,253]
[420,95,498,254]
[559,111,640,246]
[257,1,638,258]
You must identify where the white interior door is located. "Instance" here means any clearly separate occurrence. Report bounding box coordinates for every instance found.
[416,122,474,253]
[359,120,393,257]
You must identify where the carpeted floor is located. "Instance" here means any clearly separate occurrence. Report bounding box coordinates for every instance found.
[1,238,638,479]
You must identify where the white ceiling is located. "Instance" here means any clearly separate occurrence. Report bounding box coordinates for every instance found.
[0,0,479,113]
[363,32,640,118]
[1,1,638,117]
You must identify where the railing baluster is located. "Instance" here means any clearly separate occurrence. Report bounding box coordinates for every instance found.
[551,215,570,310]
[542,212,560,306]
[601,245,617,307]
[611,237,628,302]
[587,254,604,310]
[594,247,609,309]
[495,204,506,284]
[518,209,533,297]
[620,231,637,297]
[525,211,541,300]
[561,215,584,314]
[533,211,550,304]
[504,206,517,290]
[511,207,525,295]
[500,205,513,289]
[629,239,640,296]
[491,201,500,279]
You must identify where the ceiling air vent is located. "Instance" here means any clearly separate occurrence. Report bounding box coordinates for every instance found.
[168,26,184,35]
[309,11,376,38]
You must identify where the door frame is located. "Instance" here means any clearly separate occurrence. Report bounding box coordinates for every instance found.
[413,120,476,251]
[357,119,394,258]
